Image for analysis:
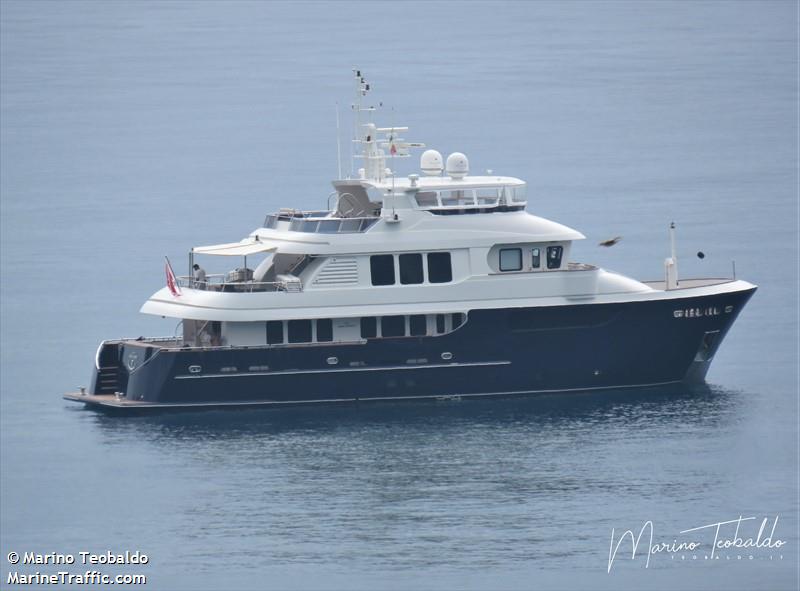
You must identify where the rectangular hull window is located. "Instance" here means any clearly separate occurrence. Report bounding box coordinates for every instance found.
[361,317,377,339]
[399,253,424,285]
[288,320,312,343]
[370,255,395,286]
[531,248,541,269]
[409,314,427,336]
[316,318,333,342]
[546,245,563,269]
[267,321,284,344]
[381,315,405,337]
[436,314,446,334]
[427,252,453,283]
[499,248,522,271]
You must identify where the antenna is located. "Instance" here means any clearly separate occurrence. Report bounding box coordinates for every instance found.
[335,102,342,180]
[390,106,396,214]
[665,221,679,290]
[351,68,373,178]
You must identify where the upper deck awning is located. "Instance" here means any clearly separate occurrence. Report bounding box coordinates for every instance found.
[192,239,278,256]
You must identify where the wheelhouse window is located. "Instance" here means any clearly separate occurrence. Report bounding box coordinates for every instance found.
[360,317,377,339]
[415,191,438,207]
[288,320,312,343]
[409,315,427,336]
[427,252,452,283]
[370,254,395,286]
[381,316,405,338]
[508,185,527,204]
[399,253,424,285]
[267,321,284,345]
[476,188,500,206]
[316,318,333,342]
[546,246,564,269]
[436,314,446,334]
[531,248,541,269]
[440,189,475,207]
[499,248,522,271]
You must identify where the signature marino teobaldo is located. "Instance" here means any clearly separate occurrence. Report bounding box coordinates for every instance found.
[64,70,756,412]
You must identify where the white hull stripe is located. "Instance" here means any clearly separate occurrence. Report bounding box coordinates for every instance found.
[173,359,511,380]
[64,379,683,409]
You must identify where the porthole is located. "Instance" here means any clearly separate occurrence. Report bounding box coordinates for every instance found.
[327,356,338,365]
[188,365,202,374]
[441,352,453,361]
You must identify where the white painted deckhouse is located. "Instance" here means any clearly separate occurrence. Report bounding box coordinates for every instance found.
[65,70,756,411]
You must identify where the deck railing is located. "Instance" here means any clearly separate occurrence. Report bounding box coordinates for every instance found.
[263,211,378,233]
[176,275,302,293]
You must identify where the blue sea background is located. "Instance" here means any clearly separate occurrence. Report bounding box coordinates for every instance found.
[1,1,797,589]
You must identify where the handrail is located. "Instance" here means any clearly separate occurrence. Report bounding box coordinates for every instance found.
[175,276,302,293]
[263,210,378,234]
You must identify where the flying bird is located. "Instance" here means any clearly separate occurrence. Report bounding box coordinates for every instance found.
[598,236,622,247]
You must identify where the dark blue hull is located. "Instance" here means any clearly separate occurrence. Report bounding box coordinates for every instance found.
[72,285,755,411]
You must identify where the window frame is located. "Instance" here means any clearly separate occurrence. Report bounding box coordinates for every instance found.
[427,252,453,283]
[499,248,523,272]
[409,314,427,337]
[360,317,377,339]
[287,319,312,343]
[316,318,333,342]
[546,245,564,270]
[380,315,406,338]
[399,253,424,285]
[370,254,396,286]
[266,320,284,345]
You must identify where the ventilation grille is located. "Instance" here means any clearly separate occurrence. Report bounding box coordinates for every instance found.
[313,258,359,286]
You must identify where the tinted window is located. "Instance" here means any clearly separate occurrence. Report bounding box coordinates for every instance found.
[436,314,446,334]
[415,191,438,207]
[546,245,564,269]
[452,313,466,330]
[476,188,499,205]
[440,189,474,206]
[409,315,427,336]
[381,315,405,338]
[531,248,541,269]
[360,317,377,339]
[499,248,522,271]
[288,319,312,343]
[316,318,333,342]
[370,255,395,286]
[427,252,452,283]
[267,321,284,344]
[399,253,424,285]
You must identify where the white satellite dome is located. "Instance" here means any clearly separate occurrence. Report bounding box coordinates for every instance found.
[446,152,469,179]
[420,149,443,176]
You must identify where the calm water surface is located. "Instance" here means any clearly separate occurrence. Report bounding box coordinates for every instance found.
[1,2,797,589]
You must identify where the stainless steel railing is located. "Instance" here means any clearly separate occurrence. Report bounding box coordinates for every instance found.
[176,275,302,293]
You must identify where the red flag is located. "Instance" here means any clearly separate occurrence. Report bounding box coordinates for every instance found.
[390,143,397,156]
[165,257,181,297]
